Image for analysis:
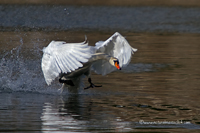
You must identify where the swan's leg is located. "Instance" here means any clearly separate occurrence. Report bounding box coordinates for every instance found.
[84,78,102,89]
[58,84,64,94]
[59,78,74,86]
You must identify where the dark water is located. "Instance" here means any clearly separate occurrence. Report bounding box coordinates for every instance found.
[1,5,200,33]
[1,5,200,132]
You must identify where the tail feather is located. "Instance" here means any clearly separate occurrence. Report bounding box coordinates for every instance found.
[132,47,138,54]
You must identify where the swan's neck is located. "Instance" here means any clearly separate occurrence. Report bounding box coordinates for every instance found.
[89,53,111,62]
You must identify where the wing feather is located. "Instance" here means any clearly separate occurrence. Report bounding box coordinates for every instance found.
[93,32,137,75]
[64,54,76,71]
[68,53,82,68]
[41,40,92,85]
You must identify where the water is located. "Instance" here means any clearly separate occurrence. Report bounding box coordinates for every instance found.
[1,5,200,132]
[1,5,200,33]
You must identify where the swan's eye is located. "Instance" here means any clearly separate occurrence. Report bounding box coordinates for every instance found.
[114,60,119,64]
[114,60,121,70]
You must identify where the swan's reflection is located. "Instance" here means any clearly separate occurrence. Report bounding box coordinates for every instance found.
[41,94,132,132]
[41,95,87,131]
[41,93,200,132]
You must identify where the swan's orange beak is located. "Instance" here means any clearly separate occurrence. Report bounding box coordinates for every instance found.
[115,62,121,70]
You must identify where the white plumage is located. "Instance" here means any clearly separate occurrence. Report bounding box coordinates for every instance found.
[42,40,93,85]
[41,32,137,92]
[92,32,137,75]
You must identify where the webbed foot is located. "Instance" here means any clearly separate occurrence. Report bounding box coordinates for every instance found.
[84,78,102,89]
[59,78,74,86]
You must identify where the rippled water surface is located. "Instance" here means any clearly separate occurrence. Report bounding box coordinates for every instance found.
[1,31,200,132]
[1,3,200,132]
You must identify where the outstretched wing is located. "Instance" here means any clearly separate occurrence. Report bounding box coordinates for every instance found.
[41,40,93,85]
[92,32,137,75]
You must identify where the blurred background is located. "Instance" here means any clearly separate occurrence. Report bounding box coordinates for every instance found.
[1,0,200,6]
[1,0,200,33]
[1,0,200,132]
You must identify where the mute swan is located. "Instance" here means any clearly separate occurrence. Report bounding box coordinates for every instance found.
[41,32,137,92]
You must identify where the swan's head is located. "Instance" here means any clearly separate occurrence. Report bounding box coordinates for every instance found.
[109,57,121,70]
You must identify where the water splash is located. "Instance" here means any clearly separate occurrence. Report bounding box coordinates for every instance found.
[0,37,171,94]
[0,40,61,94]
[0,43,169,94]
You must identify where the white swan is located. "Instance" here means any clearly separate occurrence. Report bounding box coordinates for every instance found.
[41,32,137,92]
